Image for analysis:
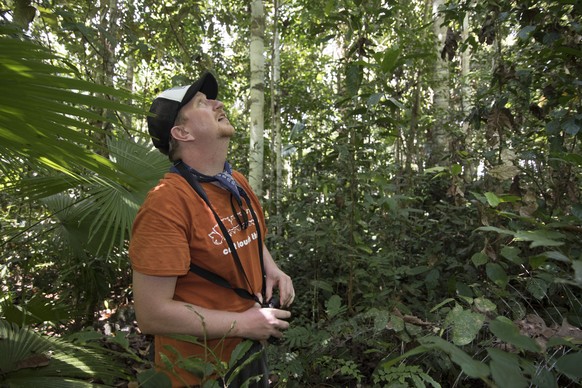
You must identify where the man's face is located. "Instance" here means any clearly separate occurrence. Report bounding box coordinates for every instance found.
[180,91,234,142]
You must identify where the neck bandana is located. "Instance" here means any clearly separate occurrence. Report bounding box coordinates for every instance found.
[171,161,242,204]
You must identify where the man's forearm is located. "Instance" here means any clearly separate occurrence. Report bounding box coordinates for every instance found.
[135,299,245,339]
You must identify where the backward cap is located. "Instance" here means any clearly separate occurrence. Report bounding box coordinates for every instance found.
[147,71,218,154]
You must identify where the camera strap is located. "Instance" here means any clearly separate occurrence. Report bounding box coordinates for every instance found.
[173,160,266,305]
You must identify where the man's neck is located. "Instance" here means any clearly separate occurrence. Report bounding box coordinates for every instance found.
[180,140,229,176]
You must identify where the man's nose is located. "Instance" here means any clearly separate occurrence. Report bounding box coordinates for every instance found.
[211,99,224,110]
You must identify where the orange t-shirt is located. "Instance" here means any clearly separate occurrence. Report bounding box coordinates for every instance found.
[129,171,267,387]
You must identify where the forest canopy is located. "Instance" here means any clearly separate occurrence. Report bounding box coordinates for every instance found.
[1,0,581,386]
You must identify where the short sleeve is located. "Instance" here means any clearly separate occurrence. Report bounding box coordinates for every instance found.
[129,175,193,276]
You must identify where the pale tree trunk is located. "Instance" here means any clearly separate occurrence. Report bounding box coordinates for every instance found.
[460,12,476,182]
[249,0,266,196]
[122,56,135,132]
[270,0,283,237]
[428,0,450,166]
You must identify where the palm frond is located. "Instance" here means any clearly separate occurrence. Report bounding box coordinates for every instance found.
[0,319,128,386]
[0,31,147,183]
[28,136,168,256]
[83,136,169,254]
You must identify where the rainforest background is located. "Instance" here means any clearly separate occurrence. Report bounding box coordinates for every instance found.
[1,0,581,386]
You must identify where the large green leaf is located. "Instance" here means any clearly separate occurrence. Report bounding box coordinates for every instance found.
[487,348,528,388]
[514,230,565,248]
[555,351,582,379]
[0,32,146,183]
[488,317,541,353]
[419,336,490,379]
[445,304,485,346]
[486,263,509,289]
[17,136,167,256]
[0,320,128,386]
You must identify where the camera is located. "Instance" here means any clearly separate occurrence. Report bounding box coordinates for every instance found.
[263,296,280,309]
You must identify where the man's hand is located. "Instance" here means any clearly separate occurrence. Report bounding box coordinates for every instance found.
[262,245,295,308]
[237,304,292,341]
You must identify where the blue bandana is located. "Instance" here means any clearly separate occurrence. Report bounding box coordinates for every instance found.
[171,161,242,204]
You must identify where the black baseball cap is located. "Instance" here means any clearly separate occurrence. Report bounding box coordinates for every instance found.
[147,72,218,154]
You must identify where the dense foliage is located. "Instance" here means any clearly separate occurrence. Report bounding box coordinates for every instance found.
[1,0,581,386]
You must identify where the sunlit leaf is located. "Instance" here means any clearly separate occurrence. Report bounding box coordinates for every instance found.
[445,305,485,346]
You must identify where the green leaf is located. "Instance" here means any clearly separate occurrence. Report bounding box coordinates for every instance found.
[450,164,463,176]
[324,0,335,16]
[542,251,570,263]
[555,352,582,378]
[326,295,345,318]
[446,305,485,346]
[474,297,497,313]
[501,246,523,265]
[486,263,509,288]
[367,92,383,107]
[487,348,528,388]
[531,367,558,388]
[514,230,565,248]
[529,255,548,269]
[526,277,549,300]
[484,192,501,207]
[345,63,363,96]
[380,46,400,74]
[517,25,536,40]
[137,368,173,388]
[179,357,210,379]
[489,317,541,353]
[572,260,582,286]
[389,314,405,332]
[0,319,128,385]
[562,116,580,135]
[471,252,489,267]
[476,226,515,236]
[430,298,455,312]
[310,279,334,293]
[228,340,253,369]
[419,336,490,379]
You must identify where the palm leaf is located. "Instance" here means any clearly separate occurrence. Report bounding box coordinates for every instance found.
[24,136,168,256]
[82,136,169,254]
[0,30,146,182]
[0,320,128,386]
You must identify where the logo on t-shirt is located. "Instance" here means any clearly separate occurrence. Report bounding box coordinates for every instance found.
[208,208,258,256]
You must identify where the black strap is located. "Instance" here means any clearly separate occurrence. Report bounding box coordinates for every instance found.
[173,160,266,304]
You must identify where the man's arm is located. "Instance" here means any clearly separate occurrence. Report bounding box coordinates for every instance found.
[132,271,291,341]
[262,245,295,308]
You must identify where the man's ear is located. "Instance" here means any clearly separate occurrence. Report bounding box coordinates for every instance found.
[170,126,195,141]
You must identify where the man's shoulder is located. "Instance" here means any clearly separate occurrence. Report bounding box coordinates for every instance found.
[146,172,192,200]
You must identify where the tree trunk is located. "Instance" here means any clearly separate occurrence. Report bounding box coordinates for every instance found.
[460,12,476,182]
[428,0,450,166]
[249,0,266,196]
[270,0,283,237]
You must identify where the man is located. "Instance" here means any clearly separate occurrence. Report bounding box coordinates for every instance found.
[129,71,294,387]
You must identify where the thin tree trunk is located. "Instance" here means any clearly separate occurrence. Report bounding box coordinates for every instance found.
[428,0,449,166]
[461,12,475,182]
[271,0,283,237]
[249,0,266,196]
